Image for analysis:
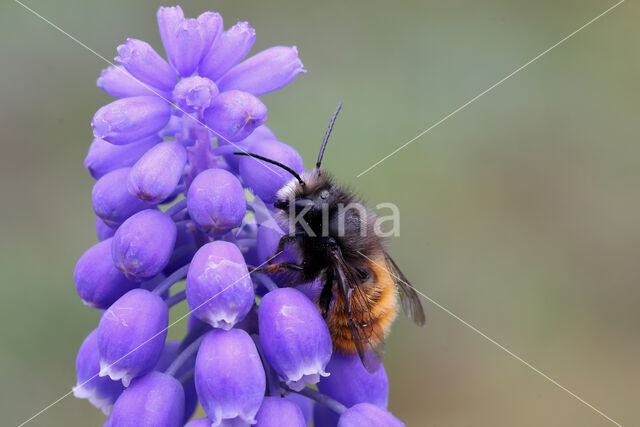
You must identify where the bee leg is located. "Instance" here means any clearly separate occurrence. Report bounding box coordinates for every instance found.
[319,270,334,318]
[272,232,305,263]
[251,262,304,274]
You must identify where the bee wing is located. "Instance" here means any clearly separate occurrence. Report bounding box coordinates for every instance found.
[384,252,426,326]
[329,245,383,373]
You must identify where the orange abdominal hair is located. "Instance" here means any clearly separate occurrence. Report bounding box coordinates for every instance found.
[326,258,399,353]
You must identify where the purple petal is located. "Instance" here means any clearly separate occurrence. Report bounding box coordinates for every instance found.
[111,210,177,280]
[197,11,224,56]
[73,329,124,414]
[255,397,306,427]
[74,238,139,309]
[259,288,332,391]
[172,76,218,113]
[92,168,150,227]
[168,18,206,77]
[186,168,246,235]
[97,289,169,386]
[337,403,405,427]
[286,393,314,426]
[127,141,187,203]
[116,38,177,92]
[239,139,304,203]
[84,135,160,179]
[92,96,171,145]
[199,22,256,81]
[218,46,305,96]
[202,90,267,142]
[97,66,165,98]
[185,241,254,329]
[108,371,184,426]
[195,329,265,425]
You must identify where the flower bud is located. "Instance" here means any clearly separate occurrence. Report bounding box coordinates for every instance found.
[112,210,177,280]
[259,288,332,391]
[95,217,115,241]
[98,289,169,386]
[73,329,124,414]
[256,397,306,427]
[239,139,304,203]
[92,168,150,227]
[116,38,177,91]
[173,76,218,113]
[203,90,267,142]
[195,329,266,426]
[85,135,160,179]
[218,124,276,174]
[158,7,223,78]
[218,46,305,96]
[197,11,224,52]
[199,22,256,81]
[97,66,162,98]
[185,241,254,329]
[186,168,246,235]
[337,403,405,427]
[315,352,388,426]
[74,238,138,309]
[127,141,187,203]
[108,372,184,426]
[92,96,172,145]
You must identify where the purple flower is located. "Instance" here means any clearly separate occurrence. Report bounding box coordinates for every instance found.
[111,209,177,280]
[108,371,184,427]
[255,397,306,427]
[116,39,177,92]
[195,329,266,426]
[172,76,219,113]
[239,139,305,203]
[74,238,138,309]
[199,22,256,81]
[185,241,254,329]
[314,352,388,427]
[127,141,187,203]
[73,329,124,414]
[337,403,405,427]
[218,46,305,96]
[184,419,210,427]
[97,289,168,386]
[187,168,246,235]
[98,65,160,98]
[203,90,267,142]
[85,135,160,180]
[259,288,332,391]
[92,96,172,145]
[92,168,150,227]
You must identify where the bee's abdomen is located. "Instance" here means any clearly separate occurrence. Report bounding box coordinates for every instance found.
[327,259,399,354]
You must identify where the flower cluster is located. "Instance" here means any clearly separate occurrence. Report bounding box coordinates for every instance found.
[73,5,405,426]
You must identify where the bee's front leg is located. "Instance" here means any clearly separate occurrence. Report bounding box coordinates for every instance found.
[272,232,306,263]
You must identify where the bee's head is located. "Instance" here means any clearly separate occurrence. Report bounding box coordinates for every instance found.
[274,169,334,214]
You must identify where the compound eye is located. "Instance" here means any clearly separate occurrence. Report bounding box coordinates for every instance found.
[320,190,330,200]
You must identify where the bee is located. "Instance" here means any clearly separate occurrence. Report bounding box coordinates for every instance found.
[235,103,425,371]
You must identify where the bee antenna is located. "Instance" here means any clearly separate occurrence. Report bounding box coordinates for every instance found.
[233,152,305,187]
[316,101,343,170]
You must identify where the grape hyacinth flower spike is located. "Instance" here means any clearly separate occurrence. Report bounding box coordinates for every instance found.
[73,4,406,427]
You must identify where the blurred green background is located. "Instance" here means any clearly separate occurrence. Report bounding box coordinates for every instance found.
[1,0,639,425]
